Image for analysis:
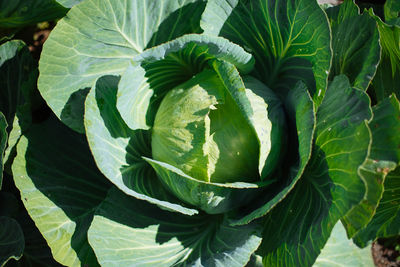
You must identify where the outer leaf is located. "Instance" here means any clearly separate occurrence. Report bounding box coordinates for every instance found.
[368,11,400,102]
[230,81,315,225]
[84,75,198,215]
[38,0,206,132]
[352,95,400,246]
[259,75,372,267]
[313,222,374,267]
[117,34,254,131]
[12,115,112,266]
[343,95,400,237]
[0,113,6,189]
[201,0,331,105]
[326,0,380,91]
[55,0,84,8]
[88,187,262,267]
[0,217,24,266]
[0,0,67,28]
[15,210,63,267]
[0,40,35,127]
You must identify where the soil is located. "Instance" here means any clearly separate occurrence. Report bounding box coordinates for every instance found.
[372,238,400,267]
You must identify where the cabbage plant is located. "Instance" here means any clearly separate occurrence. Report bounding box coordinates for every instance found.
[5,0,400,266]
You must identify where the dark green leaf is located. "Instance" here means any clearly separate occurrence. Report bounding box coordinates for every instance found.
[88,187,262,267]
[352,95,400,246]
[0,113,6,188]
[0,0,67,28]
[326,0,380,90]
[0,40,35,127]
[368,11,400,102]
[231,81,315,225]
[201,0,331,105]
[0,217,24,266]
[258,75,371,267]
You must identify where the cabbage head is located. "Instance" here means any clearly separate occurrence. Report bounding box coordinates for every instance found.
[8,0,400,266]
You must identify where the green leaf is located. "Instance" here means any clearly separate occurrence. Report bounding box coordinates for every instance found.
[151,69,260,184]
[258,75,372,267]
[384,0,400,24]
[210,60,286,180]
[38,0,206,132]
[145,157,270,214]
[326,0,380,91]
[15,210,63,267]
[313,222,374,267]
[55,0,83,8]
[230,81,315,225]
[368,11,400,102]
[117,34,254,131]
[0,40,35,127]
[0,113,6,189]
[0,0,67,28]
[201,0,331,105]
[0,217,24,266]
[352,95,400,246]
[12,115,112,266]
[84,75,198,215]
[88,187,262,267]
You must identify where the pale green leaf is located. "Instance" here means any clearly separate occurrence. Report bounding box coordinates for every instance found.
[84,75,198,215]
[313,222,374,267]
[117,34,254,131]
[38,0,206,132]
[12,115,112,266]
[55,0,83,8]
[88,187,262,267]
